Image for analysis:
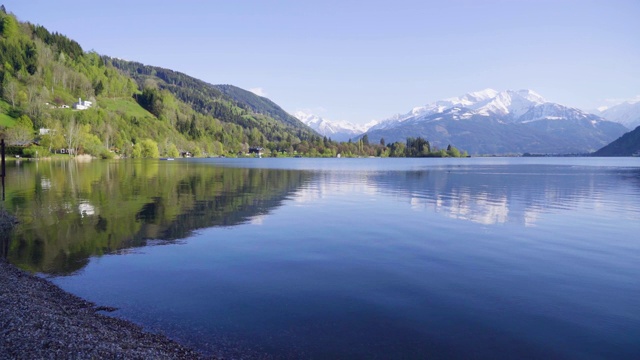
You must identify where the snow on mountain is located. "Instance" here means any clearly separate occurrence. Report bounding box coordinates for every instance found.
[474,89,546,117]
[596,100,640,130]
[373,88,562,129]
[362,89,627,155]
[294,111,372,141]
[518,103,594,124]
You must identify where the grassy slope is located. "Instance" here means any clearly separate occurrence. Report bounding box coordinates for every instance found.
[0,99,16,127]
[0,97,153,129]
[98,97,154,118]
[0,113,15,127]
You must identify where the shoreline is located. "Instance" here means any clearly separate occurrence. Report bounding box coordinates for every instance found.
[0,259,208,359]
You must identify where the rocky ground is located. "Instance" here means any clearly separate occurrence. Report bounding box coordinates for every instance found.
[0,259,209,359]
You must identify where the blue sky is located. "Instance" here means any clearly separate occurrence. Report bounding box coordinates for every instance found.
[4,0,639,125]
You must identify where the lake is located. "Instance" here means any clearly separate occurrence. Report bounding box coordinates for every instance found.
[3,157,640,359]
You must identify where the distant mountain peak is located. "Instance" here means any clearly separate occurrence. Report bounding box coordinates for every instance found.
[364,88,627,155]
[597,99,640,129]
[473,89,547,117]
[294,111,371,141]
[371,88,549,131]
[457,88,499,103]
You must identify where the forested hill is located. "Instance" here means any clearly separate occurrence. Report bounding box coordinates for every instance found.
[593,126,640,156]
[107,58,315,141]
[212,84,302,128]
[0,7,325,159]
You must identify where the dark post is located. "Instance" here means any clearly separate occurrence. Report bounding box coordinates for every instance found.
[1,138,5,201]
[1,138,5,177]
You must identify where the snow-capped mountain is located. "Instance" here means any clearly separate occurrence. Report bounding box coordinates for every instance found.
[363,89,627,155]
[596,100,640,130]
[294,111,375,141]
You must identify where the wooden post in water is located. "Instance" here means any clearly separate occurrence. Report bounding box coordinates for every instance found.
[1,138,5,201]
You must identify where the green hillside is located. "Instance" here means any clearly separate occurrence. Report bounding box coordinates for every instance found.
[0,6,443,159]
[0,7,321,158]
[0,99,15,126]
[107,58,316,142]
[212,84,304,129]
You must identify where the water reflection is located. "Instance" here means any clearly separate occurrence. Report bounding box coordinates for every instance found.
[5,159,640,275]
[4,160,311,274]
[5,158,640,358]
[291,164,640,226]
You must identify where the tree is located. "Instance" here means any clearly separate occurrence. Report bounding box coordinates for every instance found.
[5,125,34,145]
[2,77,18,107]
[137,88,164,118]
[0,13,19,38]
[93,80,104,96]
[26,86,49,123]
[139,138,159,158]
[131,143,142,158]
[188,115,201,139]
[406,137,430,157]
[380,137,385,146]
[16,115,34,130]
[65,117,79,156]
[362,134,369,146]
[389,142,406,157]
[40,126,66,153]
[166,143,180,158]
[447,144,462,157]
[79,129,104,156]
[7,115,38,146]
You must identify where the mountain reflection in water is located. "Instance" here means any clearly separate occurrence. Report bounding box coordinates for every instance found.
[4,160,640,274]
[3,159,310,274]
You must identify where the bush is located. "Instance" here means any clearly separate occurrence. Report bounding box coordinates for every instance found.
[132,138,159,158]
[100,150,116,159]
[22,145,50,158]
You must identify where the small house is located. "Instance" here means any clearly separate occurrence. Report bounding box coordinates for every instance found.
[248,147,264,157]
[73,98,93,110]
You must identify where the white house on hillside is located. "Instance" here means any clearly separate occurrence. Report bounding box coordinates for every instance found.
[73,98,93,110]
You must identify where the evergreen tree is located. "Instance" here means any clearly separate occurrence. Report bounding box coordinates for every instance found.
[362,134,369,146]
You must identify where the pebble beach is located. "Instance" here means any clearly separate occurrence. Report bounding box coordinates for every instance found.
[0,259,207,359]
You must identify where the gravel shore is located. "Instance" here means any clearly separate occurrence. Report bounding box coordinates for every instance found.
[0,259,208,359]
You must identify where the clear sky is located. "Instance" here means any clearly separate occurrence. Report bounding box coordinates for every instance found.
[3,0,639,125]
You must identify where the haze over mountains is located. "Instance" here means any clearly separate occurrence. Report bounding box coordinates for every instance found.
[596,100,640,130]
[300,89,631,155]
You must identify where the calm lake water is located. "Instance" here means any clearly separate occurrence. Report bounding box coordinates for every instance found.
[3,157,640,359]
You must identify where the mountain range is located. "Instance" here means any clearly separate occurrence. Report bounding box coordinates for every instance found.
[294,111,373,142]
[0,7,636,158]
[303,89,630,155]
[596,100,640,130]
